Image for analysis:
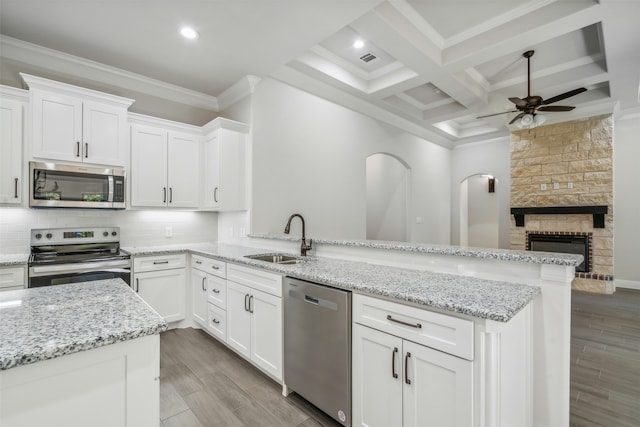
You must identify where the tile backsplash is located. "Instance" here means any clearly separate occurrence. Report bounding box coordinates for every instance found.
[0,208,218,253]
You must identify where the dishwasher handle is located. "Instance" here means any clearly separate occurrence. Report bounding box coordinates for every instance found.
[304,295,319,304]
[289,288,338,311]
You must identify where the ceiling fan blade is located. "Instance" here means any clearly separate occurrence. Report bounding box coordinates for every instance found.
[538,105,575,112]
[508,112,525,125]
[476,110,519,119]
[542,87,587,105]
[509,97,528,108]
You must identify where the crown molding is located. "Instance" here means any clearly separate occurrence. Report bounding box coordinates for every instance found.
[128,112,203,134]
[202,117,250,134]
[217,75,261,112]
[0,84,29,102]
[1,35,219,111]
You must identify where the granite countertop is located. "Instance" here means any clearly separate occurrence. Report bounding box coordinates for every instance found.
[249,234,584,267]
[124,243,542,322]
[0,279,167,371]
[0,253,30,267]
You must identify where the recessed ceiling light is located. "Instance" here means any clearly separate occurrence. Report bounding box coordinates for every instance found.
[353,39,365,49]
[180,27,199,40]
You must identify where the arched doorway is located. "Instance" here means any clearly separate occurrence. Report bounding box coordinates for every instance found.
[459,174,499,248]
[366,153,410,241]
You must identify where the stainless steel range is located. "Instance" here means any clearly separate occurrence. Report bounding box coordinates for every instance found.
[28,227,131,288]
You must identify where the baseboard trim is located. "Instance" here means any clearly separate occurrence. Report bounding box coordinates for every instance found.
[615,279,640,290]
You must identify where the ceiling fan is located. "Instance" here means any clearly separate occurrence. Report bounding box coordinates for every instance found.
[477,50,587,126]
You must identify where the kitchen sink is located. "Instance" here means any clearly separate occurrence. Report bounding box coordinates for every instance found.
[244,253,307,265]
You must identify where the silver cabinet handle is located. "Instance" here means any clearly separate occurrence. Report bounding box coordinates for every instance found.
[387,315,422,329]
[211,265,219,270]
[153,260,169,265]
[212,318,220,325]
[169,187,173,203]
[85,142,88,158]
[195,260,202,265]
[14,177,19,198]
[244,294,250,311]
[249,295,254,313]
[404,352,411,385]
[392,347,399,379]
[214,187,218,203]
[212,288,220,294]
[76,141,81,157]
[135,278,139,292]
[163,187,167,203]
[202,276,206,291]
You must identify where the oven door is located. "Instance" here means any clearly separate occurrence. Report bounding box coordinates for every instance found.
[28,259,131,288]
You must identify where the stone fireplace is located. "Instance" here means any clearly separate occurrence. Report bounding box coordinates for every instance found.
[510,114,614,293]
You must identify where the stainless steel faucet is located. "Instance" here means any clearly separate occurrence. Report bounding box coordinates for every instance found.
[284,213,312,256]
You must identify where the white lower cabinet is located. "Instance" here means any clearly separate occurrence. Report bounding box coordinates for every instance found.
[226,264,283,381]
[0,266,26,292]
[133,254,186,323]
[353,324,472,427]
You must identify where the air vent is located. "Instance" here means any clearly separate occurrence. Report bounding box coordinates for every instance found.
[359,52,377,63]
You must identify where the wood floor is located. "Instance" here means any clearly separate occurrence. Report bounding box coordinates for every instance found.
[159,327,342,427]
[570,288,640,427]
[160,288,640,427]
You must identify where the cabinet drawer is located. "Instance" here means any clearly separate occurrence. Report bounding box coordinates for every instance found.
[191,254,226,278]
[0,267,25,290]
[227,263,282,297]
[207,303,227,342]
[353,294,474,360]
[207,274,226,309]
[134,254,186,272]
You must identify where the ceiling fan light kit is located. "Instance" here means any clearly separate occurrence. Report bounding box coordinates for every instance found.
[477,50,587,129]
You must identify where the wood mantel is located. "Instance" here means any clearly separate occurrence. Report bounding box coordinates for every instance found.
[510,206,609,228]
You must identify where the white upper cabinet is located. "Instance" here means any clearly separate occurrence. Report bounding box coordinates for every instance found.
[0,90,25,205]
[201,118,248,211]
[130,119,200,208]
[21,74,133,167]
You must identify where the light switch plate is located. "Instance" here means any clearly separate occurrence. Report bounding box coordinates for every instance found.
[541,183,547,190]
[553,183,560,190]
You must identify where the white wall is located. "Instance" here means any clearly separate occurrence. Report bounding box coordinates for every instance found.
[466,175,499,248]
[613,115,640,287]
[451,137,511,248]
[366,153,408,241]
[0,207,218,254]
[250,78,451,244]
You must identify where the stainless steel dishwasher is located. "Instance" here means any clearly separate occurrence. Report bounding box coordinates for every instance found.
[284,277,352,426]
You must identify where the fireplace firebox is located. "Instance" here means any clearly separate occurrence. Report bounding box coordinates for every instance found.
[527,232,590,273]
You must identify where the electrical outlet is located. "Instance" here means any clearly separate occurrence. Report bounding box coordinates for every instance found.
[568,182,574,189]
[165,226,172,238]
[540,183,547,191]
[553,182,560,190]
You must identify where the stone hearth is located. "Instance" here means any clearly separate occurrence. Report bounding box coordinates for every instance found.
[510,114,614,294]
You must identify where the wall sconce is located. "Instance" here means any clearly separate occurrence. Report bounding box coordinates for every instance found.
[488,177,495,193]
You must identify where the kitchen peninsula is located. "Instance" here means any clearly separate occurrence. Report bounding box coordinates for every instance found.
[0,279,167,427]
[125,237,580,427]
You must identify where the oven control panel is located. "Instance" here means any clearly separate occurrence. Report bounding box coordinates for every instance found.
[31,227,120,246]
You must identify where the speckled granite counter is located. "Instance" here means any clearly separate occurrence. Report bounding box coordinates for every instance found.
[249,234,583,267]
[124,243,541,322]
[0,279,167,370]
[0,253,29,267]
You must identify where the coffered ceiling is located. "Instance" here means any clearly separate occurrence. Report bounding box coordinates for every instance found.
[1,0,639,147]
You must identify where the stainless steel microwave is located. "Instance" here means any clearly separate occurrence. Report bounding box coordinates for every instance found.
[29,162,126,209]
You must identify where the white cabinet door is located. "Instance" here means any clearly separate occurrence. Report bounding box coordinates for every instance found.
[226,280,251,359]
[403,340,473,427]
[0,98,23,204]
[201,128,246,211]
[250,288,282,380]
[130,125,168,207]
[82,101,127,167]
[352,324,403,427]
[31,90,82,162]
[191,268,208,327]
[135,268,186,323]
[167,132,199,208]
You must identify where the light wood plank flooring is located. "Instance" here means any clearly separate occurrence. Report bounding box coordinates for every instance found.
[161,288,640,427]
[570,288,640,427]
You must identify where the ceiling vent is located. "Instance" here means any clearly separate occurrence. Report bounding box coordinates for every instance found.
[359,52,377,63]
